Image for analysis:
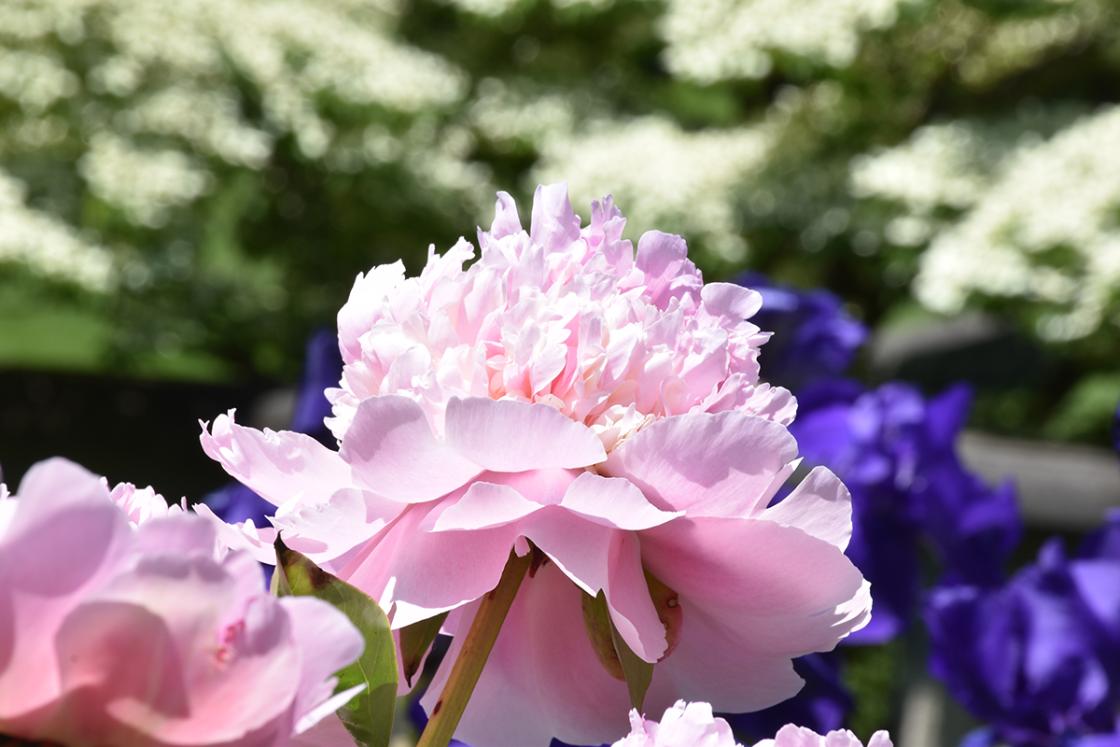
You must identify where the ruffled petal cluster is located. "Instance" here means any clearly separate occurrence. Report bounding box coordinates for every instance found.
[201,185,872,747]
[328,183,793,451]
[0,458,363,747]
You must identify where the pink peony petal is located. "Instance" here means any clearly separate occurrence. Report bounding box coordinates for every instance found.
[428,481,544,532]
[641,518,871,661]
[559,472,680,530]
[761,467,853,551]
[530,182,582,250]
[341,395,481,503]
[525,510,667,663]
[200,412,352,507]
[604,411,798,518]
[423,564,633,747]
[444,397,606,472]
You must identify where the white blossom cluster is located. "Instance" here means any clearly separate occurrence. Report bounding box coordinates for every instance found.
[533,116,773,262]
[855,106,1120,340]
[0,0,472,286]
[660,0,907,82]
[0,170,114,291]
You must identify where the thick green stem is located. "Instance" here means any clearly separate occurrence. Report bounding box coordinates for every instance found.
[415,551,533,747]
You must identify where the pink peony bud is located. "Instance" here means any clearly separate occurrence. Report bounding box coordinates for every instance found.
[0,458,363,747]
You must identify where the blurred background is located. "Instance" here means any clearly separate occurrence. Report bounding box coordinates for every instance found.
[1,1,1119,744]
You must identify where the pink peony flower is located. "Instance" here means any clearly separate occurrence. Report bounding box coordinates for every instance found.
[201,185,872,747]
[613,701,743,747]
[0,458,364,747]
[754,724,893,747]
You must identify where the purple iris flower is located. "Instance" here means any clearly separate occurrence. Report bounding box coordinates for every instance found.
[739,272,867,392]
[927,513,1120,747]
[793,381,1021,643]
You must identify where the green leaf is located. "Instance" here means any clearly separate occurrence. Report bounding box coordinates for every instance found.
[580,591,654,710]
[398,612,448,688]
[274,537,398,747]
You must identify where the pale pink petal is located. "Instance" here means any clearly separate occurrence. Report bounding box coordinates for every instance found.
[341,504,521,629]
[272,488,399,564]
[200,412,352,507]
[422,564,633,747]
[761,467,853,551]
[604,412,798,517]
[559,472,680,530]
[0,459,131,726]
[341,396,480,503]
[489,191,524,239]
[428,482,544,532]
[524,510,666,663]
[192,502,278,564]
[638,517,871,712]
[635,231,702,309]
[444,397,606,472]
[756,725,893,747]
[701,283,762,320]
[530,182,581,250]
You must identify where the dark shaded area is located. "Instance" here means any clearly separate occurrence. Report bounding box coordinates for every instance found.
[0,369,264,498]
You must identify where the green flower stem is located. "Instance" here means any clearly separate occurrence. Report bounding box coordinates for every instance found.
[415,550,533,747]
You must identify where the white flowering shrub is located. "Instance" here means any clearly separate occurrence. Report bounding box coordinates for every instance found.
[3,0,1118,439]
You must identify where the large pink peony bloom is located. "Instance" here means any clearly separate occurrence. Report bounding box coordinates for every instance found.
[0,458,363,747]
[201,185,872,747]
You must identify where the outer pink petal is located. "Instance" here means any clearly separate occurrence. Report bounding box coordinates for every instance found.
[427,482,544,532]
[761,468,853,551]
[641,517,871,713]
[341,504,521,629]
[0,459,131,725]
[200,412,352,507]
[604,412,798,517]
[272,488,400,564]
[559,473,680,530]
[524,510,666,663]
[444,398,606,472]
[192,503,278,565]
[341,396,480,503]
[422,564,633,747]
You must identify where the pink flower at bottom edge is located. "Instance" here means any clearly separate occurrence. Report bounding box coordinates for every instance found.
[754,724,894,747]
[612,701,742,747]
[0,458,364,747]
[610,704,894,747]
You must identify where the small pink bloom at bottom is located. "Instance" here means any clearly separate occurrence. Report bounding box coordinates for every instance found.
[754,724,893,747]
[612,701,742,747]
[612,703,894,747]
